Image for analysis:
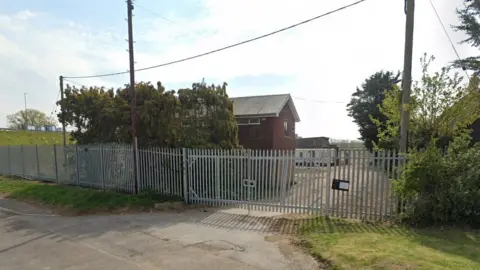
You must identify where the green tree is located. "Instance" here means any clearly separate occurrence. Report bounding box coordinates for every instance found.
[57,80,239,148]
[370,84,403,150]
[374,54,468,151]
[58,84,118,143]
[7,109,57,129]
[441,75,480,132]
[347,71,400,150]
[453,0,480,73]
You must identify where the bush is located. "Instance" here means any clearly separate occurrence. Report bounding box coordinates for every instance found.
[58,81,239,149]
[396,132,480,228]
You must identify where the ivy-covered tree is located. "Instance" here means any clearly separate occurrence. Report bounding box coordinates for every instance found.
[177,82,238,149]
[373,54,470,150]
[57,81,239,148]
[347,71,400,150]
[58,85,118,143]
[114,81,183,147]
[453,0,480,73]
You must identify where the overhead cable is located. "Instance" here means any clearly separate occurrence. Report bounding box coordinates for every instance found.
[63,0,367,79]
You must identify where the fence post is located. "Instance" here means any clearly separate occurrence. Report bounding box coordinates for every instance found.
[75,144,80,187]
[215,150,220,202]
[134,138,140,194]
[182,148,188,204]
[53,144,59,184]
[35,144,40,178]
[280,150,287,208]
[325,150,332,217]
[7,145,11,176]
[247,149,252,213]
[20,145,25,178]
[100,144,105,191]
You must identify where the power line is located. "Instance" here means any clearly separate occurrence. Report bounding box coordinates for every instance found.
[63,0,367,79]
[51,79,85,120]
[64,79,86,88]
[62,79,345,104]
[49,90,61,118]
[429,0,470,79]
[292,96,348,104]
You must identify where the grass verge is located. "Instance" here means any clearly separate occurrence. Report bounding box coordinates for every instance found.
[0,130,71,145]
[0,176,182,214]
[299,217,479,270]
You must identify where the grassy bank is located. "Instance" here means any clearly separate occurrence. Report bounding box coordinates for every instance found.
[0,176,181,214]
[299,217,479,270]
[0,130,70,145]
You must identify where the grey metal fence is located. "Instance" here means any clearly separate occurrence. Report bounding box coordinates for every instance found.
[137,147,184,197]
[0,144,185,196]
[0,144,402,220]
[0,144,137,193]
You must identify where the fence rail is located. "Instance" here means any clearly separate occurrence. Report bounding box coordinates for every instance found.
[0,144,403,221]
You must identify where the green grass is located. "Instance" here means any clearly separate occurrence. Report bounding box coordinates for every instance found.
[0,130,71,145]
[299,217,479,270]
[0,176,182,214]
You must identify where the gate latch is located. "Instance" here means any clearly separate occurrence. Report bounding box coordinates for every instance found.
[242,179,256,188]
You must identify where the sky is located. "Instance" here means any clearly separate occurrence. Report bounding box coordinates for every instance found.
[0,0,478,140]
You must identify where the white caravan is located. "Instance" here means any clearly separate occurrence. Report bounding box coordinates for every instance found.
[295,148,338,167]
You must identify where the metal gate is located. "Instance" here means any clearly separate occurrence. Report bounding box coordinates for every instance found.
[186,149,292,211]
[185,148,400,220]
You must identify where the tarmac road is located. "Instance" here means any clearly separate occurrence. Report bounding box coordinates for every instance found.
[0,199,317,270]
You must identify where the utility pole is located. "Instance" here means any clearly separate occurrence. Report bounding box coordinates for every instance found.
[24,93,27,112]
[59,76,67,146]
[399,0,415,154]
[127,0,139,193]
[23,92,28,129]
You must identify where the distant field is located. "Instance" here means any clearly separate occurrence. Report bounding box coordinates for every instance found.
[0,130,71,145]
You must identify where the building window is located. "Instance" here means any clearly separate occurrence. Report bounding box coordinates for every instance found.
[249,126,260,139]
[237,118,249,125]
[236,118,260,125]
[284,119,289,137]
[249,118,260,125]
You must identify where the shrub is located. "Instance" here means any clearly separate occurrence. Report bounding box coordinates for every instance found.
[396,131,480,228]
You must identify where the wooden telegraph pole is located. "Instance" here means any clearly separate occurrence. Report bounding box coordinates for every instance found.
[399,0,415,154]
[127,0,139,193]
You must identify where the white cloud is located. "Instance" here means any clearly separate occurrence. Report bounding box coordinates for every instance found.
[0,0,477,140]
[0,10,128,127]
[15,10,37,20]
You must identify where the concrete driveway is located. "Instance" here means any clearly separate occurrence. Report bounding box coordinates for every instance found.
[0,200,317,270]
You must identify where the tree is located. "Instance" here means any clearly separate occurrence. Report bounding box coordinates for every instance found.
[370,84,403,150]
[7,109,57,129]
[57,80,239,148]
[347,71,400,150]
[373,54,469,151]
[453,0,480,73]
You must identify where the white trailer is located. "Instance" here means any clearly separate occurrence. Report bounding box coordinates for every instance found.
[295,148,338,167]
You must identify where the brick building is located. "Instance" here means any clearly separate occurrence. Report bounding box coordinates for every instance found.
[231,94,300,150]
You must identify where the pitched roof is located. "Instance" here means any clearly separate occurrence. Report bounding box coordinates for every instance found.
[230,94,300,122]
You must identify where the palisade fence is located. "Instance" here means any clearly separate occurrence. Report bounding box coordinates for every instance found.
[0,144,404,220]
